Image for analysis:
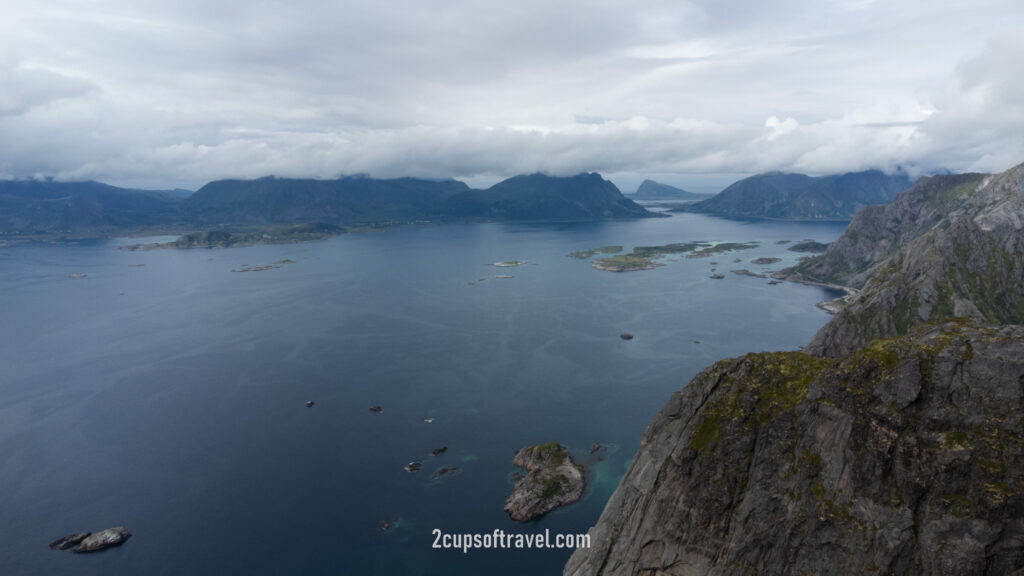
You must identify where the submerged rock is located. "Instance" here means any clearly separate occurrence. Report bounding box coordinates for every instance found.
[435,467,460,479]
[504,443,586,522]
[72,527,131,553]
[431,446,448,456]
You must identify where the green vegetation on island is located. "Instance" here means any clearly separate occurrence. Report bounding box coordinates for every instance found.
[585,241,761,272]
[567,245,623,259]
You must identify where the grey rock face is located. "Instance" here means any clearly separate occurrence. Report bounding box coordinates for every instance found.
[565,323,1024,576]
[785,172,992,289]
[48,532,90,550]
[807,164,1024,357]
[72,526,132,553]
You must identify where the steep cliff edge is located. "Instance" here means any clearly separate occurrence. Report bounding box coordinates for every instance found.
[564,322,1024,576]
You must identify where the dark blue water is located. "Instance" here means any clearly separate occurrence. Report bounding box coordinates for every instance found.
[0,214,847,575]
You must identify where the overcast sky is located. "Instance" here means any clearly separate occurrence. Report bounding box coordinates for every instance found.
[2,0,1023,192]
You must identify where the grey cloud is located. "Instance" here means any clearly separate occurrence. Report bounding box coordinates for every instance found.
[1,1,1023,188]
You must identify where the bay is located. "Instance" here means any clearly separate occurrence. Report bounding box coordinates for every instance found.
[0,213,846,575]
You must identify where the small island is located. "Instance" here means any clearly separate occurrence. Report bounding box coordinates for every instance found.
[590,242,709,272]
[568,245,623,259]
[50,526,132,553]
[750,257,782,265]
[120,224,346,251]
[504,443,586,522]
[587,241,760,272]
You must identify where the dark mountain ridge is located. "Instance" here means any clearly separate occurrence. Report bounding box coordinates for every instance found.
[0,179,185,234]
[1,172,655,239]
[676,169,914,220]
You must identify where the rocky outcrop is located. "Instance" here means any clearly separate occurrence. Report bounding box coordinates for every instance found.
[505,443,586,522]
[565,322,1024,576]
[64,526,131,553]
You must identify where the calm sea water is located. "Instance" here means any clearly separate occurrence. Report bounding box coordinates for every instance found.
[0,214,846,575]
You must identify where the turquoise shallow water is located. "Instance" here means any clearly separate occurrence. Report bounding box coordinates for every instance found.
[0,214,846,575]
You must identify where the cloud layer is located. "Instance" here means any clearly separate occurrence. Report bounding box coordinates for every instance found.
[1,1,1023,191]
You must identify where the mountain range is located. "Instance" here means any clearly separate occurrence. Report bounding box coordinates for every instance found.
[675,169,914,220]
[0,172,653,238]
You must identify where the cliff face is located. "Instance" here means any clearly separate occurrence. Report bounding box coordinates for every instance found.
[565,323,1024,576]
[806,164,1024,357]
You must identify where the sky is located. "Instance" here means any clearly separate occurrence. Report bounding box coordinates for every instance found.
[1,0,1023,193]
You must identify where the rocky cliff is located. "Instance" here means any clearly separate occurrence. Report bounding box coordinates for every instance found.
[805,163,1024,357]
[566,162,1024,576]
[784,172,991,289]
[565,322,1024,576]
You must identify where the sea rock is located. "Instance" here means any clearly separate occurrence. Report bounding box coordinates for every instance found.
[504,443,586,522]
[368,405,383,414]
[72,527,132,553]
[619,333,634,340]
[730,268,767,278]
[49,532,90,550]
[404,461,422,473]
[431,446,448,456]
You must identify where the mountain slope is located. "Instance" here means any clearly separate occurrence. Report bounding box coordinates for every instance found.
[677,170,912,220]
[0,180,184,234]
[184,172,653,225]
[805,164,1024,356]
[784,172,991,289]
[182,176,472,225]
